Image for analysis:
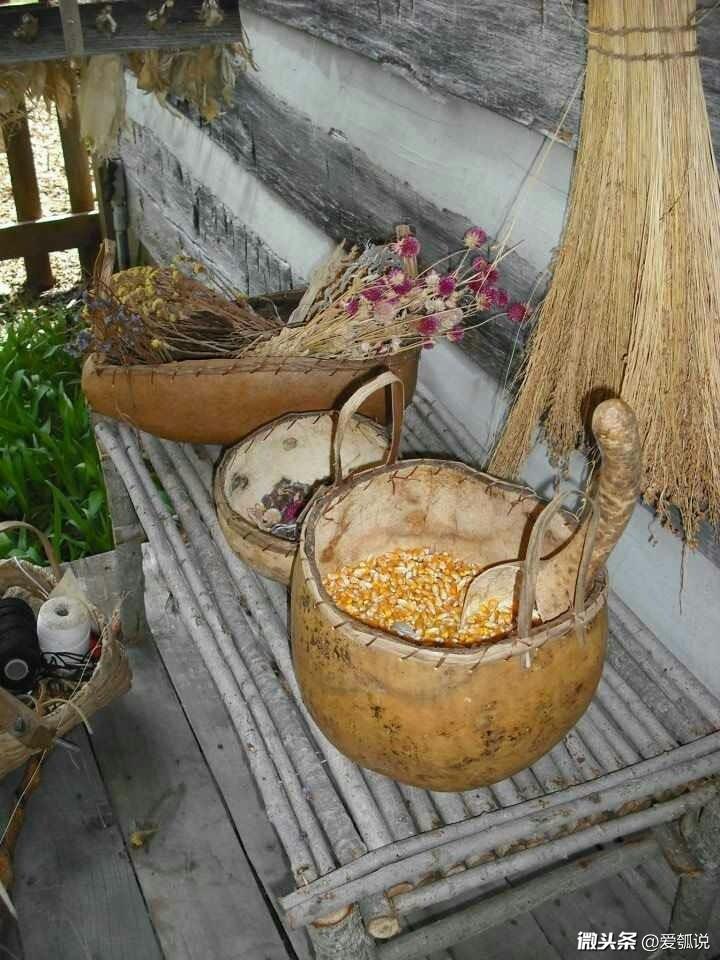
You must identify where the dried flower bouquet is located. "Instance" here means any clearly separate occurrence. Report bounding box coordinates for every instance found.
[70,229,528,365]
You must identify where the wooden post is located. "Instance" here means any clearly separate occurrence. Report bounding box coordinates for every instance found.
[57,0,84,58]
[1,109,54,293]
[57,78,96,280]
[93,159,117,249]
[667,798,720,954]
[308,906,378,960]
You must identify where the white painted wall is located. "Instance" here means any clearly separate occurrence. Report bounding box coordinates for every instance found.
[122,10,720,691]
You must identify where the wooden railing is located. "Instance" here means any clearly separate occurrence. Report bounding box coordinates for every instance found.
[0,80,100,292]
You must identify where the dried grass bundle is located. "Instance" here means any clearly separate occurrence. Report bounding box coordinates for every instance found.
[246,229,525,361]
[0,60,74,125]
[128,39,254,122]
[77,55,126,160]
[74,264,280,364]
[491,0,720,544]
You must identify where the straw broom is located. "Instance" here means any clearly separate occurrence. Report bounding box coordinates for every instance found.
[490,0,720,544]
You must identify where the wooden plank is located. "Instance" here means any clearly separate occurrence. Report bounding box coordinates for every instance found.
[58,0,84,58]
[0,111,54,292]
[0,211,100,261]
[239,0,720,159]
[0,0,252,66]
[57,78,96,278]
[142,552,311,960]
[528,864,661,958]
[0,913,24,959]
[121,122,294,295]
[0,729,162,960]
[87,575,295,960]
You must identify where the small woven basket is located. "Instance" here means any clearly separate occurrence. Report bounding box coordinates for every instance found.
[0,521,131,779]
[215,372,403,584]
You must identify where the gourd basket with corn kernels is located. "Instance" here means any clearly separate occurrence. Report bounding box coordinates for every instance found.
[291,375,641,791]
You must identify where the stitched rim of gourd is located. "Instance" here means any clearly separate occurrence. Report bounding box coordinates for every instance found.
[215,409,390,559]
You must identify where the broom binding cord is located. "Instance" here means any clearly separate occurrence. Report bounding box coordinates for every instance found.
[587,46,699,61]
[491,0,720,545]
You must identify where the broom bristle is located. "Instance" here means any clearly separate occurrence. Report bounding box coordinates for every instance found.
[491,0,720,544]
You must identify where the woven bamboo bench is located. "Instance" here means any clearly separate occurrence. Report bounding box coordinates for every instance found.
[93,387,720,960]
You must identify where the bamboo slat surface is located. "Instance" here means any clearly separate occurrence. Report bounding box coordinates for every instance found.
[94,385,720,956]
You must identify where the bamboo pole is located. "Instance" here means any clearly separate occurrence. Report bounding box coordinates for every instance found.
[585,702,639,766]
[280,735,720,925]
[363,771,417,841]
[563,726,604,779]
[527,751,569,792]
[399,785,443,832]
[148,440,401,942]
[429,792,468,826]
[603,662,678,751]
[610,597,720,728]
[142,432,365,867]
[158,438,402,935]
[94,420,318,886]
[401,410,447,456]
[161,438,395,854]
[121,427,338,876]
[606,643,701,745]
[376,837,659,960]
[308,905,377,960]
[594,680,669,759]
[1,109,54,292]
[574,714,624,771]
[460,787,497,817]
[390,784,718,918]
[488,778,523,807]
[509,768,544,800]
[547,742,585,785]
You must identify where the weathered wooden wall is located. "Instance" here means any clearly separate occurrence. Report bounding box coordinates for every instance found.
[239,0,720,153]
[120,1,720,683]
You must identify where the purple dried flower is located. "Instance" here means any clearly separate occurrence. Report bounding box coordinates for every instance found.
[386,268,414,295]
[361,285,385,303]
[345,297,360,316]
[474,291,491,311]
[508,302,530,323]
[464,227,488,249]
[437,274,457,297]
[417,314,441,336]
[495,288,510,308]
[447,324,465,343]
[394,235,421,258]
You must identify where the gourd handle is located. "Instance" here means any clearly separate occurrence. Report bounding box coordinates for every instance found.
[331,371,405,484]
[0,521,62,581]
[519,489,598,636]
[585,398,641,583]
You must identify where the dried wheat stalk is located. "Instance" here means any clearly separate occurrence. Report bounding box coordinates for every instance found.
[491,0,720,543]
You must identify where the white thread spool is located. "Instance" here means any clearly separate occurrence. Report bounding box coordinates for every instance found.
[37,596,92,655]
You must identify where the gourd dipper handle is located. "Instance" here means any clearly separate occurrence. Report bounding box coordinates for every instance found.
[584,398,641,584]
[533,398,641,621]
